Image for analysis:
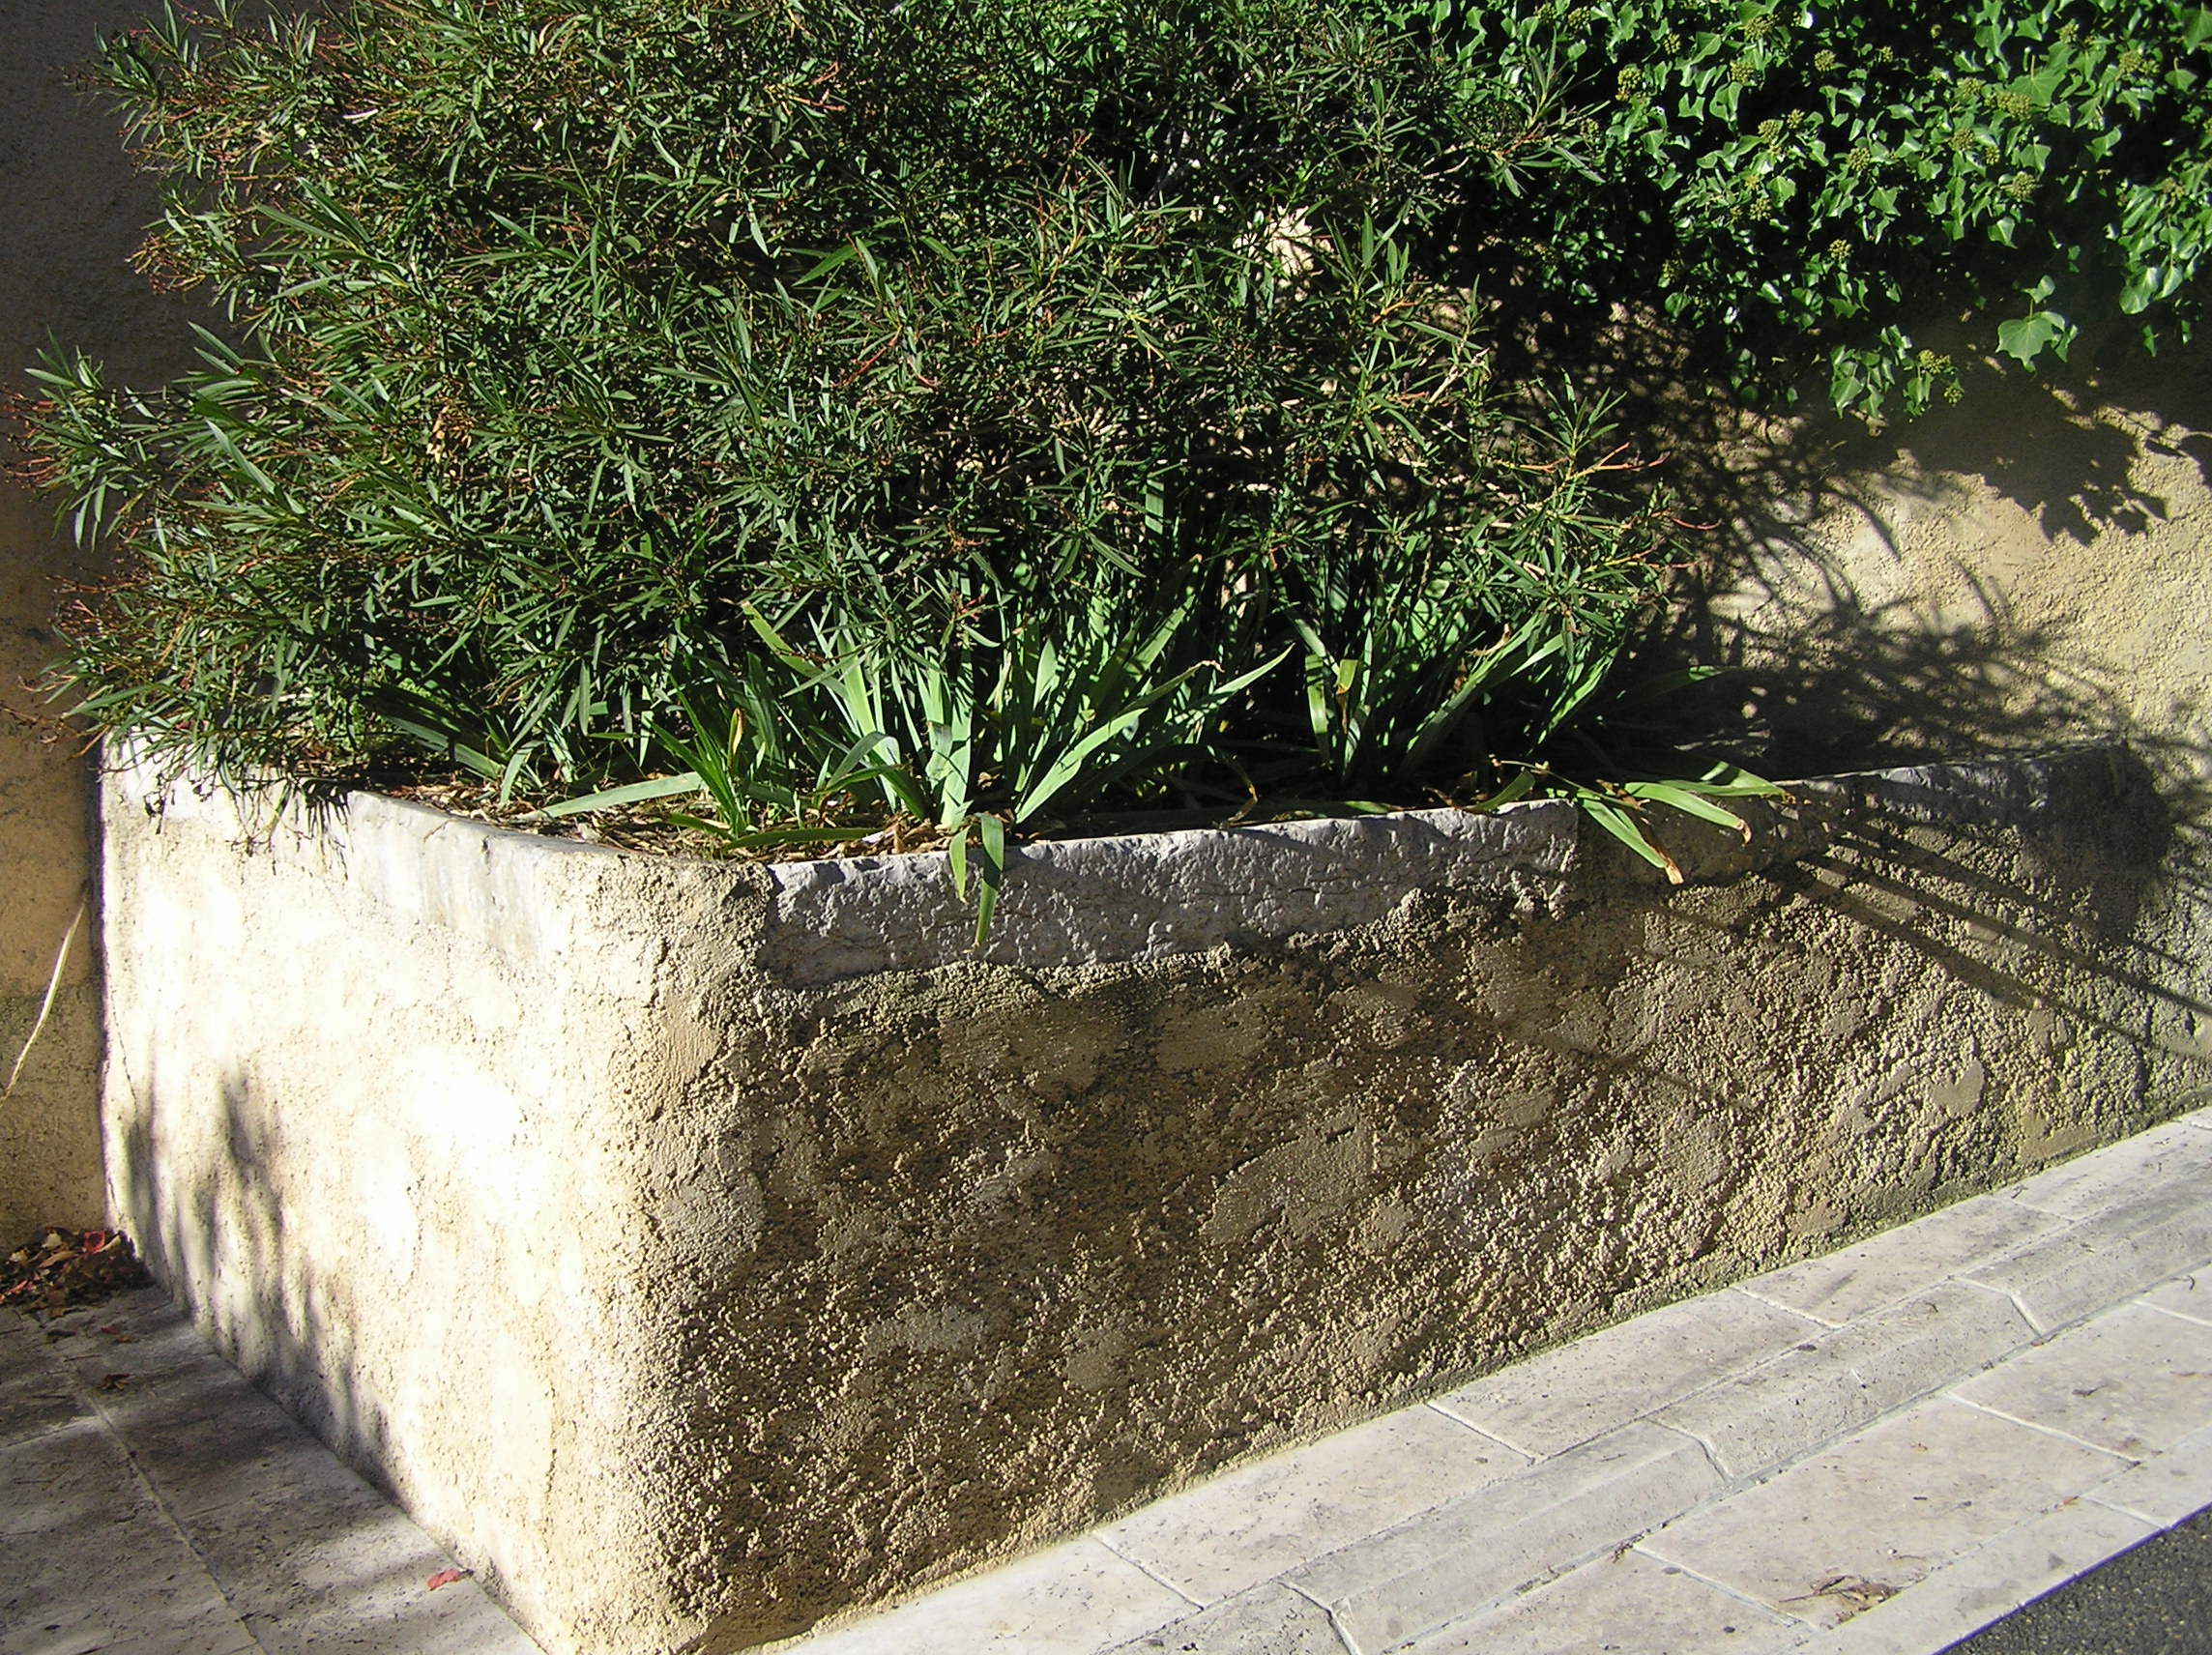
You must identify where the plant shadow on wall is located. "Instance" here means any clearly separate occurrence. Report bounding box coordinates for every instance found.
[110,1050,412,1510]
[1607,329,2212,854]
[16,0,2212,908]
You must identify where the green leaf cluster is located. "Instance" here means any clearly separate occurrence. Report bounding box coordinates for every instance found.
[1412,0,2212,417]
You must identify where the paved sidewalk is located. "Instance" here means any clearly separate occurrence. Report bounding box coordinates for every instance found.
[785,1107,2212,1655]
[0,1289,538,1655]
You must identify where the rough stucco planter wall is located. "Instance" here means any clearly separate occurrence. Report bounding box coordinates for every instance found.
[100,745,2204,1654]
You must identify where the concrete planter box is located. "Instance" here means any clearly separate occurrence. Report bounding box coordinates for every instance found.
[99,744,2191,1654]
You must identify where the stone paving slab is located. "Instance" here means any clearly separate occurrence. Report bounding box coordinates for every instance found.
[1639,1398,2126,1630]
[1429,1291,1819,1458]
[1404,1550,1797,1655]
[1096,1406,1528,1605]
[1290,1420,1724,1653]
[777,1104,2212,1655]
[1653,1283,2036,1479]
[0,1290,538,1655]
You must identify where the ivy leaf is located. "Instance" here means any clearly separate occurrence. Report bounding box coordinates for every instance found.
[1995,309,2074,365]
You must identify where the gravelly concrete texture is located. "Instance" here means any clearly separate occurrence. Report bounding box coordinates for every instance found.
[102,739,2202,1655]
[782,1107,2212,1655]
[0,1290,538,1655]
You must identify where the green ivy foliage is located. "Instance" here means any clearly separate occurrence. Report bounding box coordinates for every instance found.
[1412,0,2212,417]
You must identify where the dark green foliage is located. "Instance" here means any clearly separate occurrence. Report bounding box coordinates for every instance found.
[28,0,1671,816]
[1415,0,2212,416]
[26,0,2210,831]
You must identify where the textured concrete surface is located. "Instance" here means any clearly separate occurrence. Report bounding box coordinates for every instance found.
[96,744,2209,1654]
[0,1288,538,1655]
[0,0,208,1239]
[788,1108,2212,1655]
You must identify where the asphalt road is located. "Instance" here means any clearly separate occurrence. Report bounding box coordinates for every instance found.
[1947,1504,2212,1655]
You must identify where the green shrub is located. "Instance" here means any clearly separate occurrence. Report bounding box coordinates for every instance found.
[27,0,1672,825]
[1424,0,2212,417]
[26,0,2210,844]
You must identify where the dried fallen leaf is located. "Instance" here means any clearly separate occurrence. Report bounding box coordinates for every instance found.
[426,1569,471,1591]
[2,1226,152,1312]
[98,1373,132,1391]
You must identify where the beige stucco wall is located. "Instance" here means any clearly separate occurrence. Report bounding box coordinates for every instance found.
[100,749,2205,1654]
[1682,339,2212,1051]
[1,5,199,1238]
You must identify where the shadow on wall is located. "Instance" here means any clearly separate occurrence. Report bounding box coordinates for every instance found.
[1602,332,2212,893]
[112,1058,408,1505]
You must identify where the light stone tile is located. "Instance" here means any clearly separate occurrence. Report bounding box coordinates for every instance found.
[1798,1496,2154,1655]
[54,1330,361,1524]
[0,1413,154,1538]
[1098,1406,1526,1605]
[791,1537,1195,1655]
[1641,1398,2125,1630]
[2083,1419,2212,1526]
[1099,1583,1349,1655]
[1288,1421,1722,1654]
[1963,1181,2212,1333]
[1740,1195,2057,1327]
[1953,1301,2212,1459]
[0,1424,247,1655]
[2002,1119,2212,1219]
[1,1568,250,1655]
[75,1630,260,1655]
[2140,1268,2212,1326]
[0,1331,89,1450]
[163,1475,540,1655]
[74,1632,258,1655]
[1406,1549,1798,1655]
[1654,1283,2033,1479]
[1429,1291,1819,1457]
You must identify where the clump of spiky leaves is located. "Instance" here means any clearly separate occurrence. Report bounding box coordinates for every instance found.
[27,0,1675,828]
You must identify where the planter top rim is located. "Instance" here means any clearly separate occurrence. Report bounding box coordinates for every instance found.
[114,744,2130,984]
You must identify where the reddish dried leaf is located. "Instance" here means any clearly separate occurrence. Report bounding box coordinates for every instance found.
[425,1569,470,1591]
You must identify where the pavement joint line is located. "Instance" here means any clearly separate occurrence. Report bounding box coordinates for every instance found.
[1419,1398,1549,1461]
[1091,1531,1207,1611]
[1731,1281,1850,1329]
[1951,1272,2055,1337]
[1649,1416,1732,1487]
[1938,1390,2142,1466]
[2081,1488,2177,1528]
[13,1309,276,1645]
[1277,1580,1362,1655]
[1412,1399,1528,1456]
[23,1316,275,1655]
[1628,1539,1805,1627]
[2136,1290,2212,1331]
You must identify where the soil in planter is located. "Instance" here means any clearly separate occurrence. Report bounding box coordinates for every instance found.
[377,772,1515,863]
